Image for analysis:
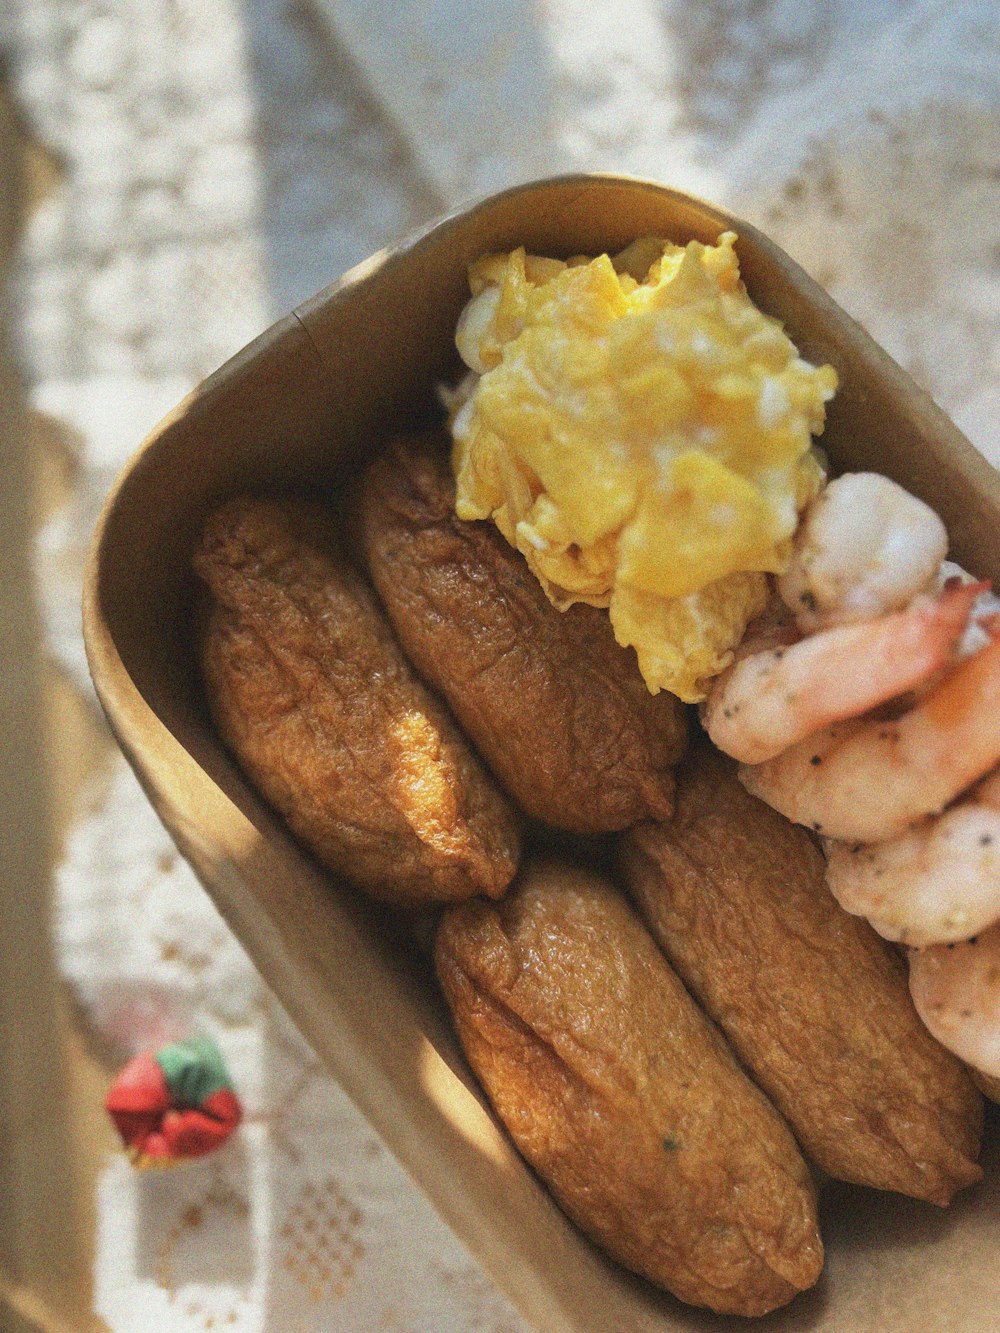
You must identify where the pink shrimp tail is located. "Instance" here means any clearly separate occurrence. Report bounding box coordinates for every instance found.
[938,577,988,625]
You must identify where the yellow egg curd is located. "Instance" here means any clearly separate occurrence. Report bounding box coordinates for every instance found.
[448,232,837,702]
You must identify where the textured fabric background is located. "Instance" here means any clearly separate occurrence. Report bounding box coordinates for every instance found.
[3,1,998,1328]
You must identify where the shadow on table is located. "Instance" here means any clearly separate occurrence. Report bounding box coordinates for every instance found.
[135,1136,255,1293]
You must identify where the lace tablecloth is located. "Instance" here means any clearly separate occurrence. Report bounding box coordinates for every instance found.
[4,1,999,1328]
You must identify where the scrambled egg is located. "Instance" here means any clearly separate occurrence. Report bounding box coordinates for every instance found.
[449,233,837,701]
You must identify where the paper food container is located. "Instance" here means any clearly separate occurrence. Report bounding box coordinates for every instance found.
[83,175,1000,1331]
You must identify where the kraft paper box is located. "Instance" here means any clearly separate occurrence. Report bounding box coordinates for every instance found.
[84,175,1000,1331]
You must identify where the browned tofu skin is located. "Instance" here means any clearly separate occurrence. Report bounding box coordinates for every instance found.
[436,859,822,1317]
[970,1068,1000,1107]
[355,433,687,833]
[194,497,520,906]
[620,739,984,1205]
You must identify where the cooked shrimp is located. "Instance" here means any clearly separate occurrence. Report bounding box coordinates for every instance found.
[703,580,978,764]
[778,473,947,633]
[932,562,1000,663]
[826,769,1000,946]
[738,631,1000,843]
[908,923,1000,1079]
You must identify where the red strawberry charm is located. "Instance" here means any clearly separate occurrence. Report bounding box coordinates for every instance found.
[105,1037,242,1168]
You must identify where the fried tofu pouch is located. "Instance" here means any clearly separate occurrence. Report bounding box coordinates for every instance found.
[435,858,823,1317]
[193,496,520,906]
[970,1068,1000,1107]
[356,433,687,833]
[620,740,983,1204]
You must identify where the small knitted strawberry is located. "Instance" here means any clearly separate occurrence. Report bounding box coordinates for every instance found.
[105,1036,242,1168]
